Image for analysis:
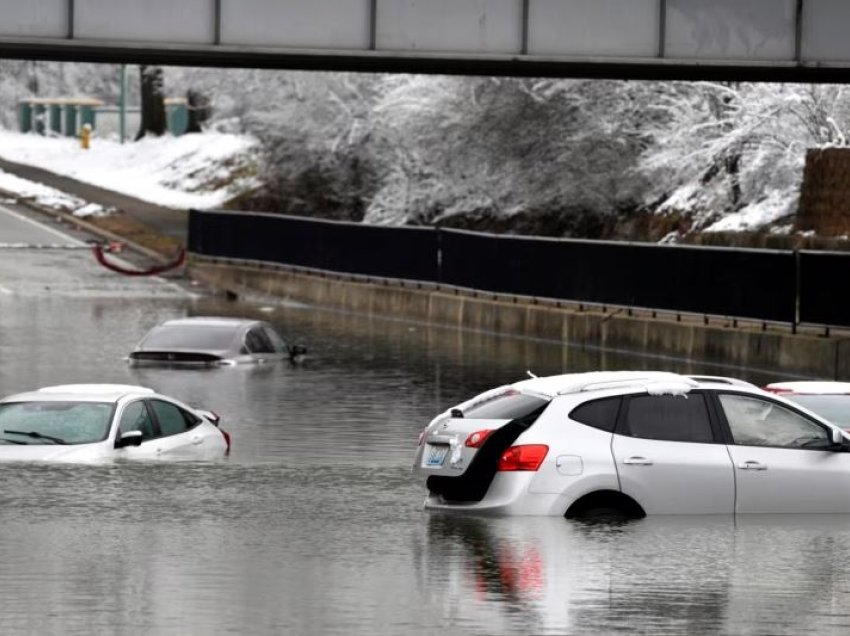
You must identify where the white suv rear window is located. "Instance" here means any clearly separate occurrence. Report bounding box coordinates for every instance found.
[463,392,548,420]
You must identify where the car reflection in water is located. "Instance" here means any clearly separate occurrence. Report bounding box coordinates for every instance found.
[419,514,850,635]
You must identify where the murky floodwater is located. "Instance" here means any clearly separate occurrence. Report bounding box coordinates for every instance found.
[1,208,849,635]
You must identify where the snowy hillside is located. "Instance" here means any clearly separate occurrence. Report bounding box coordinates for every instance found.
[0,130,261,210]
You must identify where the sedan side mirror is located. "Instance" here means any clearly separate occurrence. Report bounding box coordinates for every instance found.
[288,344,308,361]
[115,430,143,448]
[831,427,845,449]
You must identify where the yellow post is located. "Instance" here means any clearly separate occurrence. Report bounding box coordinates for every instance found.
[80,123,92,150]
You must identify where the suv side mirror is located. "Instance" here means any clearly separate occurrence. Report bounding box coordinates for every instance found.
[831,427,845,449]
[115,430,143,448]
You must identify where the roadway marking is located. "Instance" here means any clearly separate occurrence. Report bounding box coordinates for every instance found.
[0,284,12,295]
[0,203,87,246]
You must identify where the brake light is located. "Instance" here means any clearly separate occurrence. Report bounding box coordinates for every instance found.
[497,445,549,471]
[763,387,792,395]
[417,429,426,446]
[465,429,493,448]
[220,429,231,453]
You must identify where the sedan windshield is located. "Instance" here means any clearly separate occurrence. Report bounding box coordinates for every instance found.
[784,395,850,429]
[0,401,113,445]
[141,325,237,350]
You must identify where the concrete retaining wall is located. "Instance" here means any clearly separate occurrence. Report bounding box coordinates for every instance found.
[189,257,848,380]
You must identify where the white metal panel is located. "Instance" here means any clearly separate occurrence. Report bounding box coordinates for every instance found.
[220,0,372,49]
[376,0,522,54]
[74,0,214,44]
[0,0,68,38]
[528,0,659,57]
[612,435,735,514]
[665,0,796,60]
[727,445,850,513]
[801,0,850,62]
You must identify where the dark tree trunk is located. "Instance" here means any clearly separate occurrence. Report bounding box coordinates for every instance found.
[136,65,166,140]
[186,89,211,133]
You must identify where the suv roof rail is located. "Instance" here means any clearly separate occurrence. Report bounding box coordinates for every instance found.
[687,375,757,388]
[533,372,695,396]
[575,375,697,394]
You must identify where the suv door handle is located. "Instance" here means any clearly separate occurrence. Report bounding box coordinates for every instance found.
[191,436,203,446]
[737,461,767,471]
[623,456,653,466]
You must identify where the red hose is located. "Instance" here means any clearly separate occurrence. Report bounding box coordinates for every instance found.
[91,242,185,276]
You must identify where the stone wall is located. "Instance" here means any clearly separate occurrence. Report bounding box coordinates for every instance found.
[190,257,849,380]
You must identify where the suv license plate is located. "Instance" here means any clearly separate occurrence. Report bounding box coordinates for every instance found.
[425,445,449,467]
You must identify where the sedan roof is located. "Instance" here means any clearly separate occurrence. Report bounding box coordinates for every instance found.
[1,384,156,403]
[766,381,850,395]
[160,317,259,328]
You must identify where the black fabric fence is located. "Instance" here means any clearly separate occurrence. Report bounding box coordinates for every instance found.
[189,210,439,282]
[439,229,796,322]
[799,251,850,326]
[190,209,828,327]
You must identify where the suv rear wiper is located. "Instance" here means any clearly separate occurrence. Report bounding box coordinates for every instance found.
[3,430,68,444]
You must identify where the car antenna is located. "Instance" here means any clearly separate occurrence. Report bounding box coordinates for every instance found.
[527,370,538,379]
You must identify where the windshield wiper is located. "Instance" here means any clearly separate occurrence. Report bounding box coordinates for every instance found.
[3,430,68,444]
[0,438,27,445]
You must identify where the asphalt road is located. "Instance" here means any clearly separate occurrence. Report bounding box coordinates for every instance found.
[0,201,191,298]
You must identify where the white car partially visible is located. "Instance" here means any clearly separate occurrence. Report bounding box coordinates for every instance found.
[765,381,850,431]
[0,384,230,462]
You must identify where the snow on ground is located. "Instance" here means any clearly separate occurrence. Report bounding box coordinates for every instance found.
[0,168,106,216]
[0,129,262,210]
[703,188,797,233]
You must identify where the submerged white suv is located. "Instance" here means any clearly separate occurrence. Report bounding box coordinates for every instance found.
[413,371,850,517]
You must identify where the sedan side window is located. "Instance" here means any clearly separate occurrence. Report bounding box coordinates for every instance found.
[118,401,154,441]
[262,325,288,353]
[244,328,275,354]
[150,400,195,437]
[623,394,714,443]
[719,394,830,449]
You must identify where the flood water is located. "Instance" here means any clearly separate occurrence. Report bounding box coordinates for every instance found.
[2,207,849,635]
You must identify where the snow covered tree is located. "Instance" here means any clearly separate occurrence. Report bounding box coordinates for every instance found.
[637,82,850,235]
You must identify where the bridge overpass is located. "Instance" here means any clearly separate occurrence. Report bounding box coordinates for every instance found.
[1,1,850,81]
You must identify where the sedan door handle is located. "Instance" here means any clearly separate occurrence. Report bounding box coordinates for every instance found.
[623,456,653,466]
[737,461,767,471]
[191,436,203,446]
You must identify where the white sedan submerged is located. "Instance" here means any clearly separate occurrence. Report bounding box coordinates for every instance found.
[0,384,230,461]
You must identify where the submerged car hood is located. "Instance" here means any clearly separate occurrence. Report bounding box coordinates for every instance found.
[0,444,105,462]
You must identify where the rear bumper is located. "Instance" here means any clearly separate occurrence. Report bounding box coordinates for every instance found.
[423,473,565,516]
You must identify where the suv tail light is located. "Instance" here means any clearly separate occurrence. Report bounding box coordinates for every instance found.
[220,429,232,453]
[497,445,548,471]
[464,429,493,448]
